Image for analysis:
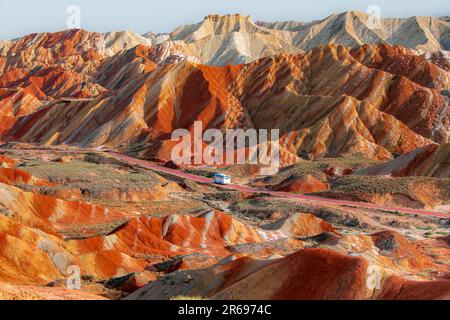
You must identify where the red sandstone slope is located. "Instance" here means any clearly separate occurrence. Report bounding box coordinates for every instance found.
[212,249,369,300]
[0,29,153,75]
[355,143,450,178]
[1,42,447,162]
[0,155,448,299]
[129,242,450,300]
[0,20,448,301]
[350,44,450,90]
[211,249,450,300]
[0,282,107,300]
[271,175,329,194]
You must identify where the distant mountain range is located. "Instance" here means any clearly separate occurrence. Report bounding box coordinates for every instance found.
[2,11,448,67]
[135,12,450,65]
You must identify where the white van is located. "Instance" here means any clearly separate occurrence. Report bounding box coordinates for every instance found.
[213,173,232,185]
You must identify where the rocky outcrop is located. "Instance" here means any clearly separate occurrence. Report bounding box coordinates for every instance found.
[257,11,450,51]
[272,175,329,194]
[355,143,450,178]
[1,42,446,162]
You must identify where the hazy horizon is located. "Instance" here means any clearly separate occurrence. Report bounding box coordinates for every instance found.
[0,0,449,40]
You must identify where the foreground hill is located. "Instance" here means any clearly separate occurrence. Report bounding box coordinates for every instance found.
[0,150,448,300]
[168,12,450,64]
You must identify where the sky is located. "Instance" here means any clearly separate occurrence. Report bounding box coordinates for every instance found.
[0,0,448,40]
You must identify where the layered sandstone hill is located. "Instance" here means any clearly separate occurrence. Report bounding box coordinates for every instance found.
[0,13,448,301]
[257,11,449,52]
[167,12,450,65]
[128,232,450,300]
[0,13,448,165]
[210,250,450,300]
[2,12,449,68]
[0,39,447,162]
[0,282,107,300]
[168,14,298,65]
[355,143,450,178]
[0,151,449,300]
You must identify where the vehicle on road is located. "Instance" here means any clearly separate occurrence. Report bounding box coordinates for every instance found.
[213,173,232,185]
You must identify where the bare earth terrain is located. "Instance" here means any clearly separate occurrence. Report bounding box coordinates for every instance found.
[0,144,448,300]
[0,11,448,300]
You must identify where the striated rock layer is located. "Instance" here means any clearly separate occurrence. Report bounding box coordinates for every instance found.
[0,155,448,300]
[356,143,450,178]
[0,40,448,162]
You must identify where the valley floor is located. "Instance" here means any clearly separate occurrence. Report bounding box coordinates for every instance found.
[0,144,448,300]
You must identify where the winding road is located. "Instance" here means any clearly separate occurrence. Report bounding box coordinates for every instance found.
[109,152,450,219]
[2,146,449,219]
